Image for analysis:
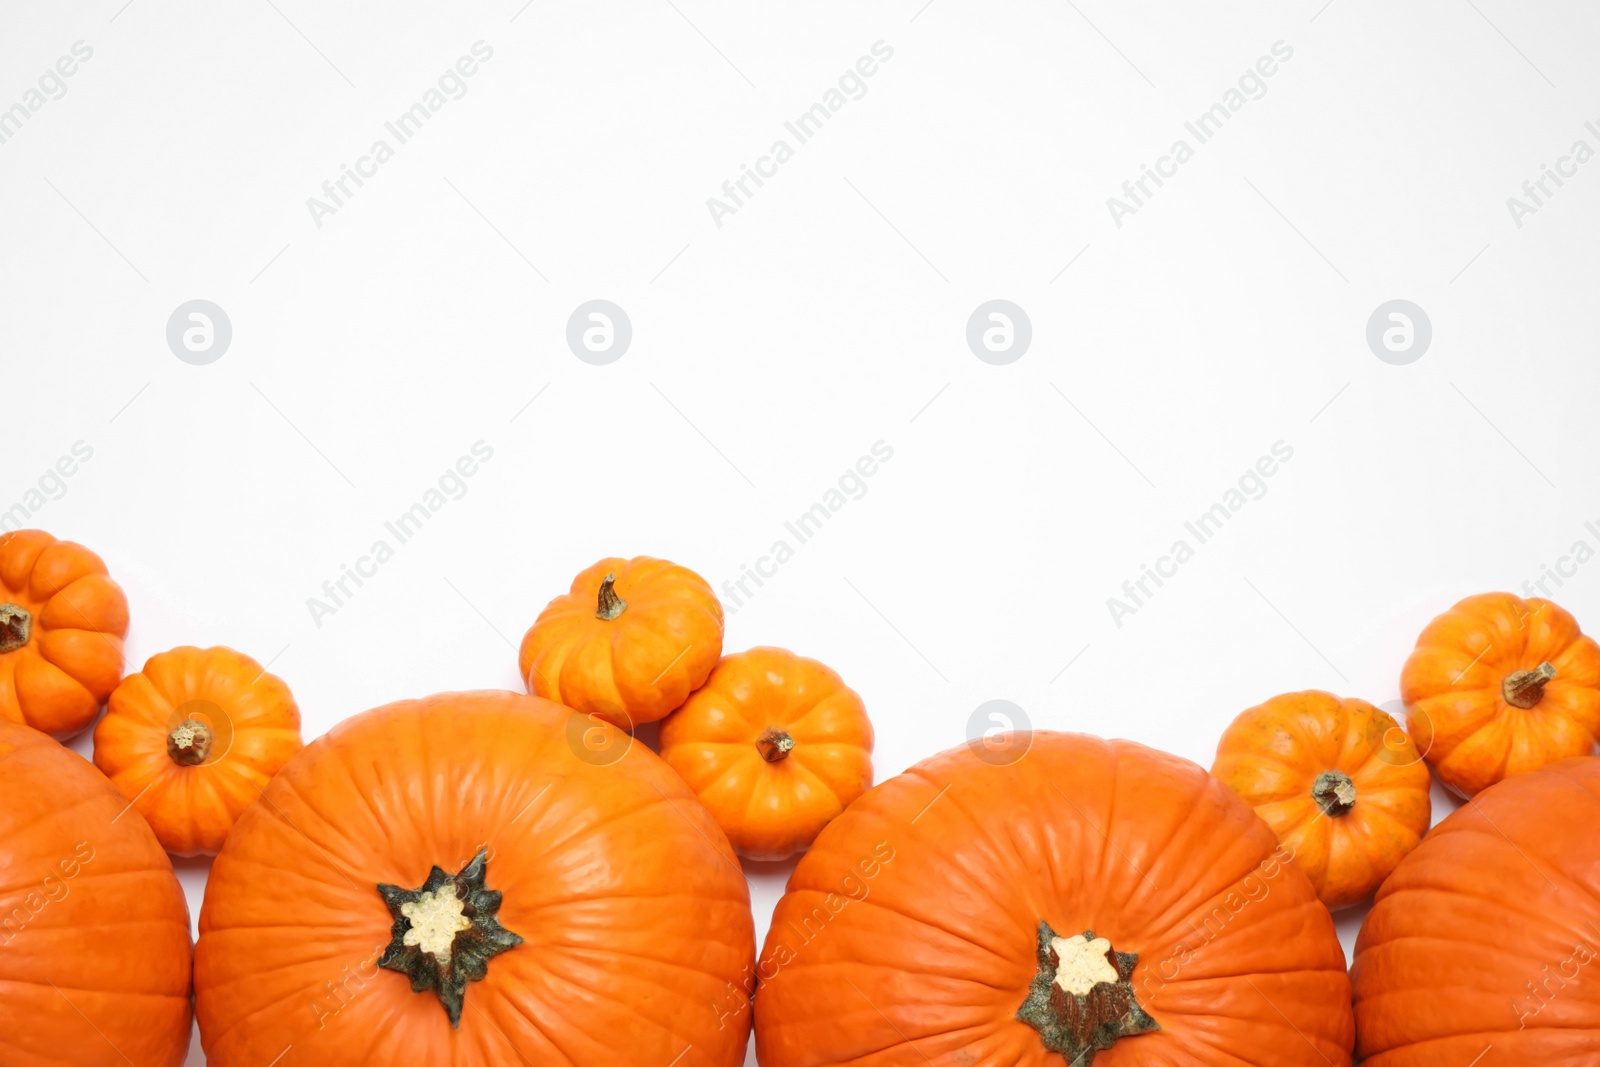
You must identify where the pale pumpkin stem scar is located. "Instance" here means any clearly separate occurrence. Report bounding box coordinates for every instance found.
[376,848,523,1028]
[1503,662,1557,709]
[595,573,628,621]
[0,604,31,654]
[1017,922,1158,1063]
[167,720,215,766]
[757,728,796,763]
[400,888,473,960]
[1311,770,1357,817]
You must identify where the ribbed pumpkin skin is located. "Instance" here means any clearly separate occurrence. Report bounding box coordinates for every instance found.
[0,530,129,738]
[94,645,303,856]
[519,556,724,729]
[1212,691,1432,909]
[1353,757,1600,1062]
[0,720,193,1067]
[659,647,875,861]
[195,690,755,1067]
[1402,592,1600,797]
[755,733,1353,1067]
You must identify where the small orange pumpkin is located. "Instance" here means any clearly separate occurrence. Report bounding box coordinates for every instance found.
[659,646,874,860]
[1212,691,1432,909]
[519,556,723,729]
[94,646,303,856]
[0,529,129,738]
[1402,592,1600,797]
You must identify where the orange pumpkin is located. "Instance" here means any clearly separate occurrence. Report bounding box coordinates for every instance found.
[754,733,1354,1065]
[93,645,304,857]
[1212,691,1432,909]
[1352,756,1600,1061]
[0,719,193,1066]
[659,646,874,861]
[195,690,755,1066]
[518,556,723,729]
[1402,592,1600,797]
[0,529,128,738]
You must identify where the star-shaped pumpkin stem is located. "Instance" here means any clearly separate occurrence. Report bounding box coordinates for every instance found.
[1016,921,1158,1064]
[376,848,523,1027]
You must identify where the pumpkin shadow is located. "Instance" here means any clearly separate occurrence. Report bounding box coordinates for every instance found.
[740,856,801,879]
[169,854,215,942]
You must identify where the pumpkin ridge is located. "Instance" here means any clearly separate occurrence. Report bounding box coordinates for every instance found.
[1331,790,1433,838]
[472,980,580,1065]
[677,751,762,816]
[0,975,194,1000]
[0,789,107,851]
[509,789,714,866]
[770,886,1023,974]
[41,588,120,637]
[252,772,387,882]
[1255,798,1323,838]
[1415,825,1588,903]
[769,750,844,807]
[1099,766,1256,940]
[784,745,875,798]
[194,957,375,1053]
[527,938,765,1047]
[792,776,1031,966]
[778,689,867,734]
[20,653,95,699]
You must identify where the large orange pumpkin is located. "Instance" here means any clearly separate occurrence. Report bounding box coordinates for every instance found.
[519,556,723,729]
[0,719,193,1066]
[659,646,874,861]
[94,645,304,857]
[0,529,129,738]
[754,732,1354,1066]
[195,690,755,1066]
[1212,690,1432,909]
[1352,756,1600,1061]
[1402,592,1600,797]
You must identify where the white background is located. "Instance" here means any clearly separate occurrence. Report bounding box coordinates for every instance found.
[8,1,1600,1062]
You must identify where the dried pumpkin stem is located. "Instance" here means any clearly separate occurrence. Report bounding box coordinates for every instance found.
[756,728,796,763]
[0,603,31,654]
[168,720,215,766]
[1017,921,1158,1063]
[595,573,628,621]
[1503,662,1557,709]
[1311,770,1357,817]
[376,849,523,1028]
